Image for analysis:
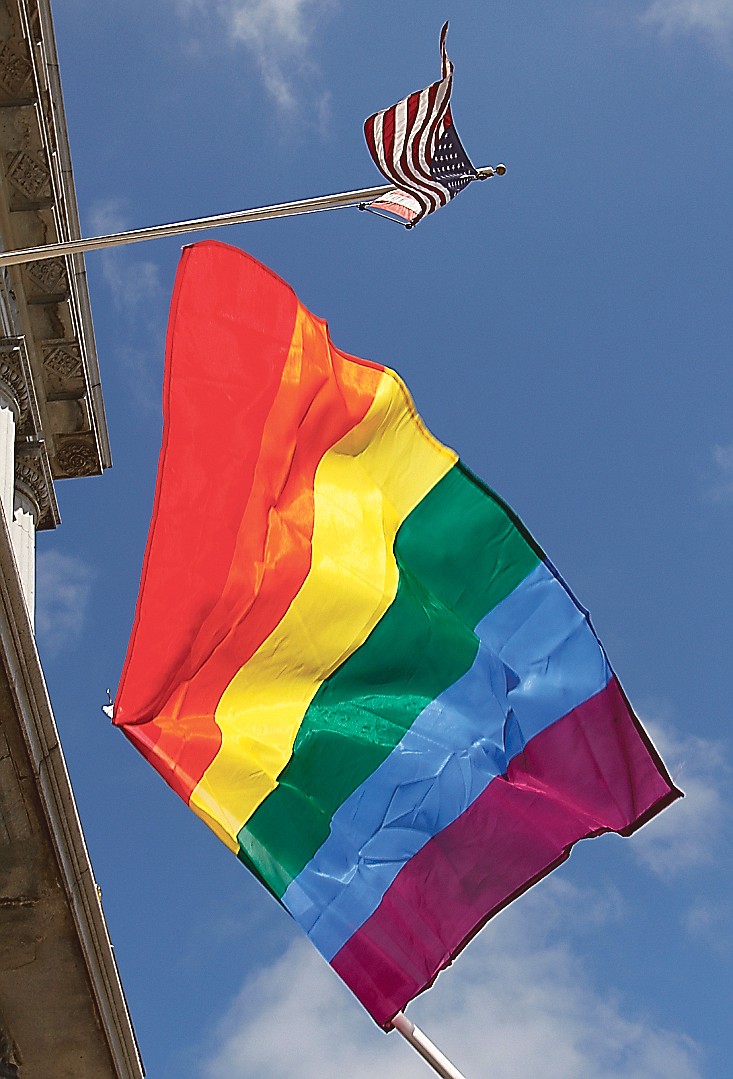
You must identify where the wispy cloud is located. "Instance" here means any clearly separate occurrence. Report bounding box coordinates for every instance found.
[89,200,164,315]
[88,200,167,412]
[642,0,733,52]
[172,0,336,118]
[683,898,733,954]
[707,442,733,502]
[630,719,728,877]
[88,200,131,237]
[199,881,701,1079]
[36,550,95,657]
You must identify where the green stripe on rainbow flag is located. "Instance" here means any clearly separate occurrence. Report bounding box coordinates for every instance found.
[238,462,540,896]
[114,241,680,1030]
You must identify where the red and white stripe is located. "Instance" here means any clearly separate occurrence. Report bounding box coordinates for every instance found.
[364,23,454,223]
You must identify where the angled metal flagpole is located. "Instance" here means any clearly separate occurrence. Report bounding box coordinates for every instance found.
[393,1011,467,1079]
[0,167,504,268]
[37,165,506,1079]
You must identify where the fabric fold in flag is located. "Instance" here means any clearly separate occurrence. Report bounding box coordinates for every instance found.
[113,239,682,1029]
[364,22,479,225]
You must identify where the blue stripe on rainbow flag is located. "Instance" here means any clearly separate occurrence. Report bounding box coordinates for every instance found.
[282,562,611,960]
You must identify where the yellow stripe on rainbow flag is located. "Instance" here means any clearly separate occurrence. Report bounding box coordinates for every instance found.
[188,318,456,847]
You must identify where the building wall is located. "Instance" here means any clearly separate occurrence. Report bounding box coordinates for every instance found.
[0,3,144,1076]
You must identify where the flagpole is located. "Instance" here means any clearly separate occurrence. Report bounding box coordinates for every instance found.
[392,1011,468,1079]
[0,166,504,269]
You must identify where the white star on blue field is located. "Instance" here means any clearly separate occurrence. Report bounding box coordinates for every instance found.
[42,3,732,1076]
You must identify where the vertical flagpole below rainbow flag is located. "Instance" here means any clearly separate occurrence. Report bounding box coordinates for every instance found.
[393,1012,467,1079]
[0,167,504,268]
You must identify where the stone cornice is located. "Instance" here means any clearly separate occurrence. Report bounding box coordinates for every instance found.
[0,507,145,1079]
[0,0,112,484]
[14,441,53,527]
[0,335,58,529]
[0,336,29,425]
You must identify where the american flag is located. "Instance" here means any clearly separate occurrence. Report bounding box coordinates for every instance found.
[364,23,479,225]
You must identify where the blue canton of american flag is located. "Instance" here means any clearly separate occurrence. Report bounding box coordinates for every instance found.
[431,120,478,197]
[364,22,479,226]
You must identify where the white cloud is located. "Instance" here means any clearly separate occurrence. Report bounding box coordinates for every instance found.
[88,199,128,236]
[199,881,701,1079]
[36,550,95,657]
[89,200,164,318]
[629,719,728,878]
[172,0,336,116]
[88,200,166,412]
[101,256,163,320]
[642,0,733,50]
[707,442,733,502]
[683,898,733,953]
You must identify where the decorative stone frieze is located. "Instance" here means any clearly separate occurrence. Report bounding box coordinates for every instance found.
[22,257,69,302]
[0,39,32,101]
[0,338,29,427]
[0,8,144,1078]
[15,442,57,527]
[0,8,111,481]
[41,339,82,382]
[0,336,58,530]
[53,434,98,479]
[14,445,49,522]
[5,148,52,205]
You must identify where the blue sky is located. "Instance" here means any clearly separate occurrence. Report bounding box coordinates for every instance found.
[35,2,731,1076]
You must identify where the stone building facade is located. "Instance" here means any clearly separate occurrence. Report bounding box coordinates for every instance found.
[0,1,144,1075]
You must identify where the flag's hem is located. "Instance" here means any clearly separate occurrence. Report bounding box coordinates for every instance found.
[382,783,682,1032]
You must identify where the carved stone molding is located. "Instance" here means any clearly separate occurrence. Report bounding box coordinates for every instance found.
[41,338,85,402]
[0,9,111,477]
[53,435,99,479]
[14,447,51,525]
[0,339,29,429]
[23,257,69,302]
[41,339,82,383]
[0,39,32,101]
[5,148,51,205]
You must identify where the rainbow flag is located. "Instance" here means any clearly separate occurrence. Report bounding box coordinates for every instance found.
[114,240,680,1028]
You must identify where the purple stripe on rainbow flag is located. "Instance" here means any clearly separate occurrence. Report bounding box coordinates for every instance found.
[282,562,611,959]
[330,677,678,1028]
[113,242,682,1031]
